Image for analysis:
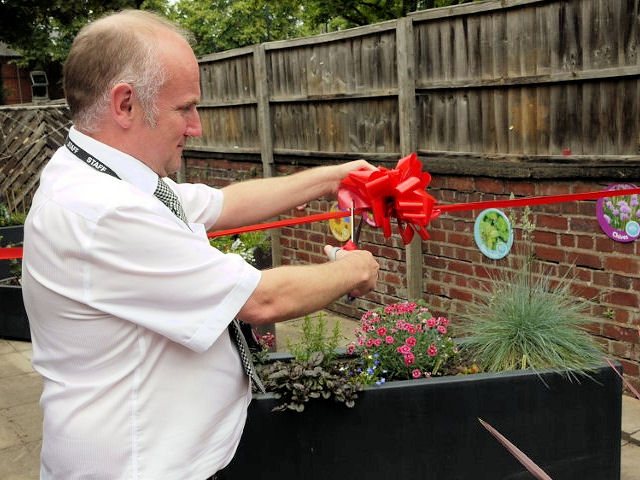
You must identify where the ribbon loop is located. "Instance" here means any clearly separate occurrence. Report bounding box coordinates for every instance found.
[338,153,437,245]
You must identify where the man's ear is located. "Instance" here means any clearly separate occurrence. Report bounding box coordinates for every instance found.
[110,83,136,129]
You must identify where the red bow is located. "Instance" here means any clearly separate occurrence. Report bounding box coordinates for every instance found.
[338,153,439,244]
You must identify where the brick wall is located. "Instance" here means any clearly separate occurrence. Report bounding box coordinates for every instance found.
[183,155,640,393]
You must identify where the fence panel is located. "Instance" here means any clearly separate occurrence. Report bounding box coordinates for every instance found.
[0,105,70,212]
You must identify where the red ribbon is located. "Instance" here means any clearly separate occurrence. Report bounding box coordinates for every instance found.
[4,155,640,259]
[338,153,437,244]
[0,247,23,261]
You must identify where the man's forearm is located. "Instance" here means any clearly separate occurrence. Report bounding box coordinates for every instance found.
[236,249,379,325]
[215,161,373,229]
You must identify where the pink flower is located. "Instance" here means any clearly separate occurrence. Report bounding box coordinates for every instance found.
[407,325,416,334]
[366,338,375,347]
[405,336,417,347]
[385,335,395,344]
[404,353,415,366]
[397,345,412,355]
[373,338,382,347]
[427,345,438,356]
[346,344,355,355]
[377,327,388,336]
[439,317,449,327]
[412,369,421,378]
[426,317,437,327]
[437,325,447,334]
[357,337,365,346]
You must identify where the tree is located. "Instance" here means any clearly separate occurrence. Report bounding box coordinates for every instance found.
[169,0,305,57]
[303,0,474,33]
[0,0,168,68]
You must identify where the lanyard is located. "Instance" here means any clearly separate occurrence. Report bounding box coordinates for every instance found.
[65,136,121,179]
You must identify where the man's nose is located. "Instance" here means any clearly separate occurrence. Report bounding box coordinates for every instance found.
[186,110,202,137]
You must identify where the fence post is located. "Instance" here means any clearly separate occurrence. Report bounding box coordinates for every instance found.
[253,43,282,268]
[397,17,422,299]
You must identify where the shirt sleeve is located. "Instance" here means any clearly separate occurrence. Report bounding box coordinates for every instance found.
[85,202,261,353]
[166,178,224,230]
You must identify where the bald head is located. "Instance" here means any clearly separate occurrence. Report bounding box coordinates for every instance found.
[63,10,193,133]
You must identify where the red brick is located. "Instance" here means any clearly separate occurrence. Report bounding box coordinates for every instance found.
[449,261,474,276]
[610,340,632,358]
[612,274,633,290]
[584,322,602,335]
[570,217,599,233]
[535,245,564,263]
[534,231,557,245]
[426,283,445,295]
[383,272,402,286]
[447,176,474,192]
[449,233,474,247]
[612,241,636,255]
[574,182,602,193]
[567,252,602,269]
[602,291,639,308]
[536,214,568,230]
[605,256,640,275]
[619,359,639,377]
[380,247,402,260]
[592,271,611,287]
[572,284,600,301]
[537,182,571,196]
[560,235,575,247]
[595,237,615,253]
[505,181,536,196]
[425,256,447,269]
[475,177,504,194]
[449,288,474,303]
[573,267,592,283]
[576,236,595,249]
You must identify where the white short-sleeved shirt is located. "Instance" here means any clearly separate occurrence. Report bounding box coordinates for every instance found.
[22,127,262,479]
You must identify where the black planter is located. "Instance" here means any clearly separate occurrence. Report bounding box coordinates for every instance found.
[220,364,621,480]
[0,284,30,341]
[0,225,24,245]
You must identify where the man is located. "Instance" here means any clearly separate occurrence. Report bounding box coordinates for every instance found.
[21,9,379,480]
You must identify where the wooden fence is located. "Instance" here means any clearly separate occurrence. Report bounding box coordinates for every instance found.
[0,104,70,212]
[191,0,640,179]
[189,0,640,298]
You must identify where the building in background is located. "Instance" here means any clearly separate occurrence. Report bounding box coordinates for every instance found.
[0,43,31,105]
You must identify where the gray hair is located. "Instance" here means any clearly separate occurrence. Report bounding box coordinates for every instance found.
[64,10,192,132]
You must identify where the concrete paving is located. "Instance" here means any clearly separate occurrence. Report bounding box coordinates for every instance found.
[0,312,639,479]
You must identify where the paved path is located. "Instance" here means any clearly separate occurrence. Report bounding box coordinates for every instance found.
[1,315,639,479]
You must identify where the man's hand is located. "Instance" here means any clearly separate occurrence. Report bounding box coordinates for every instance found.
[326,160,378,195]
[323,244,379,298]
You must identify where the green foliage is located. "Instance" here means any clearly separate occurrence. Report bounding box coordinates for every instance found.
[286,313,342,364]
[303,0,475,33]
[0,204,26,227]
[255,313,362,412]
[257,352,362,412]
[479,211,509,250]
[461,210,604,381]
[0,1,169,69]
[169,0,305,56]
[209,231,270,267]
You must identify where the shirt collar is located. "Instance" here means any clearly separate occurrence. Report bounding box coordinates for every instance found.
[68,126,158,195]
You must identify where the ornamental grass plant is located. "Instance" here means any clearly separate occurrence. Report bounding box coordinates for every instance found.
[460,207,604,381]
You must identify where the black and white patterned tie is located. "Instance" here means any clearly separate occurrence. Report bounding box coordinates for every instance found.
[153,177,189,224]
[229,318,266,393]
